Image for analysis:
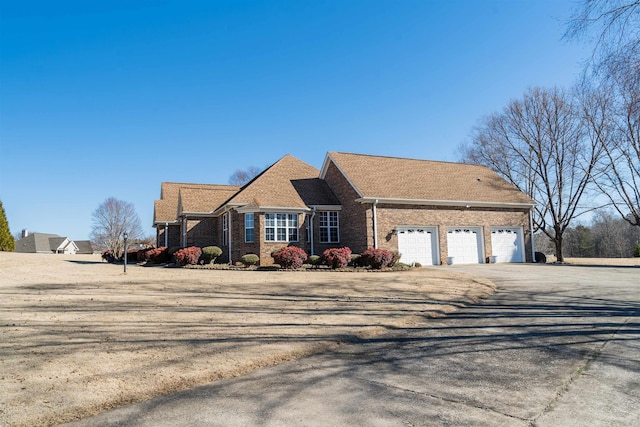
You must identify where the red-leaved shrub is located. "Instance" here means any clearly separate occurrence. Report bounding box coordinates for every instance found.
[361,247,394,269]
[174,246,202,266]
[101,250,115,263]
[272,246,307,269]
[322,247,352,269]
[145,246,169,264]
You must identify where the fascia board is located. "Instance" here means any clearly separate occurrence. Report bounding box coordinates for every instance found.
[235,206,311,214]
[308,205,342,211]
[356,197,536,209]
[212,203,247,217]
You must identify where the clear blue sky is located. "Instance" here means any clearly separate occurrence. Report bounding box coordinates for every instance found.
[0,0,589,241]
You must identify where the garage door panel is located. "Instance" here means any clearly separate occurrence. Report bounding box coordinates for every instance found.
[447,228,482,264]
[491,228,524,263]
[398,228,438,265]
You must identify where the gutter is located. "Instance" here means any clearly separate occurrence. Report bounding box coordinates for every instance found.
[529,211,536,263]
[355,197,535,209]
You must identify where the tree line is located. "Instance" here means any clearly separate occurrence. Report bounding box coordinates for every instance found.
[536,210,640,258]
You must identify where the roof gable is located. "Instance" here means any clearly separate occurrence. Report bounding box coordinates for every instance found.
[178,186,240,215]
[154,182,237,224]
[223,154,339,210]
[323,152,534,206]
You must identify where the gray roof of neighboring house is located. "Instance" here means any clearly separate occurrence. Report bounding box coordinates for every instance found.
[74,240,94,254]
[14,233,61,253]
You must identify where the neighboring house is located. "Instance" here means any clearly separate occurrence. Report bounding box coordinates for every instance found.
[14,232,81,254]
[153,152,535,265]
[74,240,95,254]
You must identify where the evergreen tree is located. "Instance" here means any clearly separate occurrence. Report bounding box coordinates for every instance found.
[0,200,15,251]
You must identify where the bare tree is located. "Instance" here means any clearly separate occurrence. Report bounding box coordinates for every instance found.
[565,0,640,76]
[461,87,603,262]
[581,68,640,227]
[90,197,143,259]
[228,166,262,186]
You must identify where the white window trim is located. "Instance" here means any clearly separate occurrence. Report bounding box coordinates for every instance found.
[264,213,299,242]
[319,211,340,243]
[245,213,254,243]
[222,213,228,246]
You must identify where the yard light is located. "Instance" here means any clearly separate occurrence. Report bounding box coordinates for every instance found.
[123,232,128,274]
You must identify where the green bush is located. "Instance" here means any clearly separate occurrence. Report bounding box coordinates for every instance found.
[634,243,640,258]
[241,253,260,267]
[307,255,321,267]
[350,254,363,267]
[201,246,223,264]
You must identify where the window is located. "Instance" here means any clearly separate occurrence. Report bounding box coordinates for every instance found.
[319,211,339,243]
[265,213,298,242]
[244,213,254,243]
[222,213,228,246]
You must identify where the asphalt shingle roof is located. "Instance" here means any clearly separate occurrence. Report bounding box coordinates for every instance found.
[325,152,534,205]
[178,186,241,214]
[153,182,239,224]
[225,154,340,209]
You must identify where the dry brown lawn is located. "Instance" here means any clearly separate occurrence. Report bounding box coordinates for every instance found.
[0,252,496,427]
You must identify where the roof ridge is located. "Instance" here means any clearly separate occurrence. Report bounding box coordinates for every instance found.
[330,151,481,167]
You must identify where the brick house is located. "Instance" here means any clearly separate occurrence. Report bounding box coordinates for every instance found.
[153,152,535,265]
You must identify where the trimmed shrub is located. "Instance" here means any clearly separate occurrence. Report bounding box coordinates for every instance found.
[101,250,116,263]
[349,253,363,267]
[136,249,148,262]
[361,247,394,269]
[322,247,352,269]
[174,246,202,266]
[272,246,308,269]
[201,246,223,264]
[307,255,321,267]
[413,262,422,268]
[634,244,640,258]
[241,253,260,267]
[145,246,169,264]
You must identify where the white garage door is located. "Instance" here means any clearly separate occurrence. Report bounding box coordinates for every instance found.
[491,227,525,263]
[447,228,483,264]
[397,227,438,265]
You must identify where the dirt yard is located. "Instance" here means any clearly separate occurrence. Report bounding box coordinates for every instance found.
[0,252,496,427]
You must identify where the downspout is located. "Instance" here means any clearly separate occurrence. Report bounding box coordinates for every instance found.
[182,217,187,247]
[164,222,169,247]
[373,199,379,249]
[529,209,536,263]
[310,207,316,256]
[228,211,232,265]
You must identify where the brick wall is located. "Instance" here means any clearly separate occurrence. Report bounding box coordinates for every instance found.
[156,224,181,248]
[322,162,369,253]
[185,217,217,248]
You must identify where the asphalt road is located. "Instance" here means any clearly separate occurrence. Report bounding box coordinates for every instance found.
[65,263,640,426]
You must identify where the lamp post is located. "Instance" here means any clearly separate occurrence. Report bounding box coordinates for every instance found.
[123,232,128,274]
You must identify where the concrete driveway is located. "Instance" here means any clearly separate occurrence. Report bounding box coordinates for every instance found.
[66,264,640,426]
